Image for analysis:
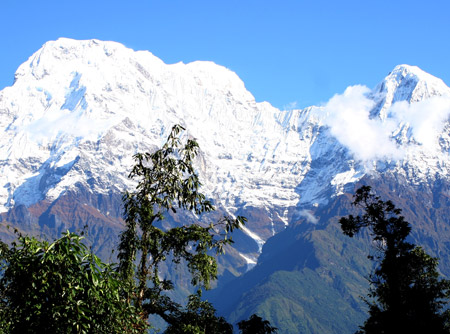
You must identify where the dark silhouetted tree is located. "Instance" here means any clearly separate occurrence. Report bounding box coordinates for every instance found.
[340,186,450,334]
[164,292,233,334]
[237,314,278,334]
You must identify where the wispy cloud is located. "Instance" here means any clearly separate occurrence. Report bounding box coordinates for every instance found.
[284,101,299,111]
[322,85,450,161]
[23,110,118,143]
[323,85,401,160]
[389,96,450,149]
[299,209,318,224]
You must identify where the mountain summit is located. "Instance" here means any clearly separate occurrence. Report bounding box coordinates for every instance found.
[373,64,450,117]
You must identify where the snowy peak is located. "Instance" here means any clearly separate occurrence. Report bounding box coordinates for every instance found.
[15,38,163,82]
[0,38,289,219]
[9,37,258,144]
[371,64,450,119]
[294,64,450,206]
[14,38,254,106]
[7,37,266,150]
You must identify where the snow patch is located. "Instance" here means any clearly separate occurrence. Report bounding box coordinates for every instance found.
[240,225,264,253]
[240,253,257,271]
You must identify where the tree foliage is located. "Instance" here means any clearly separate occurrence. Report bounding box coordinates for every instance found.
[0,231,146,334]
[237,314,278,334]
[164,292,233,334]
[117,124,246,327]
[340,186,450,334]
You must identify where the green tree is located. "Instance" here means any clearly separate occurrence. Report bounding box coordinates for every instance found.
[0,231,146,334]
[164,292,233,334]
[237,314,278,334]
[340,186,450,334]
[117,124,246,328]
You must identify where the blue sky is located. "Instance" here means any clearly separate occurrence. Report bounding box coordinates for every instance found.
[1,0,449,109]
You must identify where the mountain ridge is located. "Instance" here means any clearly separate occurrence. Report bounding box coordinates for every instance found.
[1,37,450,292]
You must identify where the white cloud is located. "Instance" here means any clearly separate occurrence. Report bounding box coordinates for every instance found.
[24,110,117,143]
[388,96,450,149]
[323,85,402,161]
[322,85,450,161]
[299,209,318,224]
[284,101,298,111]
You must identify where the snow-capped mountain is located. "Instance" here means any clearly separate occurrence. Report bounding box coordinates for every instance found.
[293,65,450,209]
[3,38,450,332]
[1,38,450,265]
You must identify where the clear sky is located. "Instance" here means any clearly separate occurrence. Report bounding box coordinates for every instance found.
[1,0,449,109]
